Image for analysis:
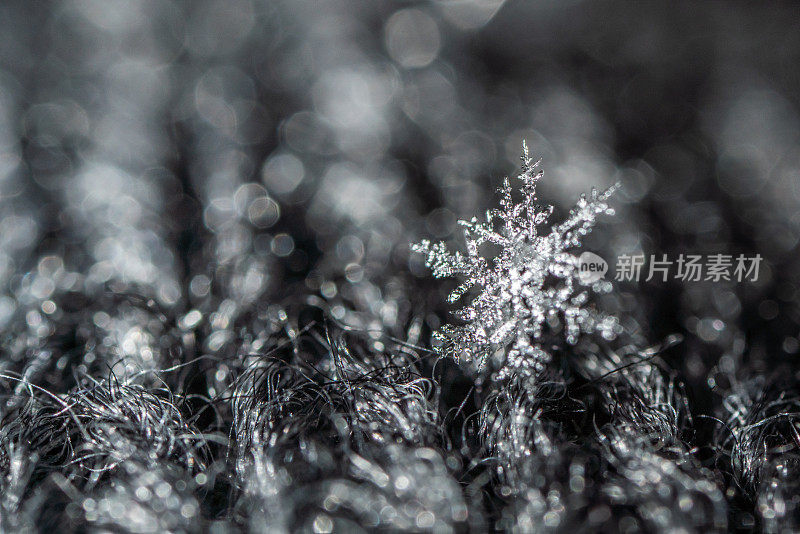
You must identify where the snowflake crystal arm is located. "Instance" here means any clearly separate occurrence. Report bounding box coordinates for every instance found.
[413,143,621,379]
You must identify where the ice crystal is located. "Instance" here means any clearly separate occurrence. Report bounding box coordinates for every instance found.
[413,143,621,378]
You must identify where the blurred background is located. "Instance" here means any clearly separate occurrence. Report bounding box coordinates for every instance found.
[1,0,800,456]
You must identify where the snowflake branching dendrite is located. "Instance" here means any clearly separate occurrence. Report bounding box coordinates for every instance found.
[413,143,621,378]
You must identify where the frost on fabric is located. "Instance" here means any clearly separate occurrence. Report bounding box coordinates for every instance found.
[413,144,621,379]
[229,328,474,533]
[718,376,800,530]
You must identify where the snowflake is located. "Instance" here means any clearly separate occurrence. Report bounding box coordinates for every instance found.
[413,143,621,379]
